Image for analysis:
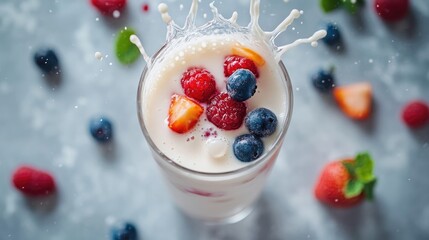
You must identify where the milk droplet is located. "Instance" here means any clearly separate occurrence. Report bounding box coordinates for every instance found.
[130,34,150,63]
[95,52,103,60]
[206,138,228,159]
[311,41,318,47]
[369,58,374,63]
[158,3,172,24]
[113,10,121,18]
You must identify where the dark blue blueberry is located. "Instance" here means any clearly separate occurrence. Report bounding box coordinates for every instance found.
[312,69,335,92]
[33,48,60,73]
[233,134,264,162]
[323,23,341,46]
[89,117,113,143]
[245,108,278,137]
[112,222,138,240]
[226,69,257,102]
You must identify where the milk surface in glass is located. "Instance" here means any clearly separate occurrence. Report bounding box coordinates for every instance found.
[136,0,326,222]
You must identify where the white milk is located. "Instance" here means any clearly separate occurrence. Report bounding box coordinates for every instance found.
[141,34,287,173]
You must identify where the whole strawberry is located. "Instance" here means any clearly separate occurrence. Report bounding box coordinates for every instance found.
[12,166,56,196]
[314,152,376,208]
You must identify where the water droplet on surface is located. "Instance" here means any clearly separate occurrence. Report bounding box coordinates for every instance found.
[113,10,121,18]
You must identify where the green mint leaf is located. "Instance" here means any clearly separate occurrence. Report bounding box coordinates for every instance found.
[341,0,364,14]
[363,178,377,200]
[321,0,342,12]
[115,27,140,65]
[355,152,375,183]
[344,179,364,198]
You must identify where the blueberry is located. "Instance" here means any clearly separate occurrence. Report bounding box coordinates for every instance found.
[112,222,138,240]
[322,23,341,46]
[33,48,60,73]
[312,69,335,92]
[89,117,113,143]
[245,108,277,137]
[226,69,257,102]
[233,134,264,162]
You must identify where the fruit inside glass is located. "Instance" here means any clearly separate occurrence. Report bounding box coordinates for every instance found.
[136,0,324,223]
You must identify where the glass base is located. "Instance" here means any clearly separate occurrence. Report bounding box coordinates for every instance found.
[178,205,254,225]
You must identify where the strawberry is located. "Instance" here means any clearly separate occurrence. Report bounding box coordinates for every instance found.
[12,166,56,196]
[180,67,217,103]
[168,94,204,134]
[232,46,265,66]
[206,92,247,130]
[224,55,259,78]
[314,152,377,208]
[333,82,372,120]
[401,100,429,128]
[90,0,127,15]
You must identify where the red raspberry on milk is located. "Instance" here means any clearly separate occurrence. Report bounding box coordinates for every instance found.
[206,92,247,130]
[180,67,217,103]
[224,55,259,78]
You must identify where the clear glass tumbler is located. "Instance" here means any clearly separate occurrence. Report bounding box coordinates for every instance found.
[136,23,293,223]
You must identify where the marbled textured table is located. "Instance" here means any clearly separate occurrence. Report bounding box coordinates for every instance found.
[1,0,428,239]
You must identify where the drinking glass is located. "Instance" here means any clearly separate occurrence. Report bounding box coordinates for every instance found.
[136,22,293,223]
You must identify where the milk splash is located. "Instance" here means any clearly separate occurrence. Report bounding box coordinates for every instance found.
[130,0,327,65]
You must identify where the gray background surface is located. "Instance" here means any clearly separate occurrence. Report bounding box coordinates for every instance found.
[1,0,429,239]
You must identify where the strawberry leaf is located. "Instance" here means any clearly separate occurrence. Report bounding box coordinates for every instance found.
[342,152,377,200]
[342,161,356,178]
[344,179,364,198]
[320,0,342,12]
[355,152,375,183]
[115,27,140,65]
[363,178,377,200]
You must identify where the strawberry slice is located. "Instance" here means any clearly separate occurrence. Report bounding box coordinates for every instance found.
[232,46,265,66]
[168,94,204,134]
[333,82,372,120]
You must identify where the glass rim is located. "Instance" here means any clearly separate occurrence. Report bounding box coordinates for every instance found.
[136,44,294,177]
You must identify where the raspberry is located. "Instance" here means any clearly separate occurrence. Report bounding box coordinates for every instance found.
[374,0,409,22]
[181,67,217,103]
[402,100,429,128]
[224,55,259,78]
[90,0,127,15]
[206,92,247,130]
[12,166,56,196]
